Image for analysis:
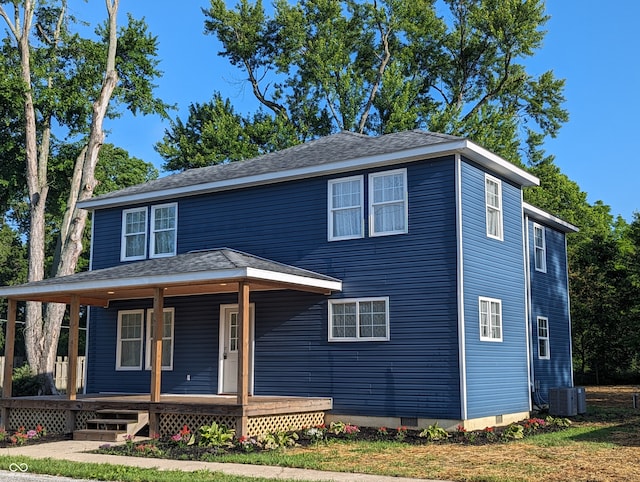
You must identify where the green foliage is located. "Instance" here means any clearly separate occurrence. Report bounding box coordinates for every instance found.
[198,422,236,448]
[419,422,449,441]
[11,365,45,397]
[158,0,566,171]
[259,430,299,450]
[501,423,524,440]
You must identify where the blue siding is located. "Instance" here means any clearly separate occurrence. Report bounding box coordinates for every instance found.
[88,157,463,419]
[460,159,530,418]
[528,221,573,404]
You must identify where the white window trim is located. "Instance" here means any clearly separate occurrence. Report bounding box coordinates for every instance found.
[485,174,503,241]
[328,297,390,342]
[479,296,503,342]
[533,223,547,273]
[145,307,175,371]
[537,316,550,360]
[368,168,408,237]
[121,207,147,261]
[328,175,364,241]
[150,203,178,258]
[116,309,145,370]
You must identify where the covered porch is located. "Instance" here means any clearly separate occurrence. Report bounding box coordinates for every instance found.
[0,249,341,438]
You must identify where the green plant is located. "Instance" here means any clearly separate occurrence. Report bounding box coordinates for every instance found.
[11,364,45,397]
[502,423,525,440]
[171,425,195,447]
[198,422,235,448]
[304,426,326,445]
[395,426,408,441]
[419,422,449,441]
[545,415,572,428]
[260,430,299,450]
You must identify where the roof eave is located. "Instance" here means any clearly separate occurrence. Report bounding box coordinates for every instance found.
[78,139,539,210]
[523,202,579,233]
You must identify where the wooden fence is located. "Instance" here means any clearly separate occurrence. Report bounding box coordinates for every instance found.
[0,356,85,394]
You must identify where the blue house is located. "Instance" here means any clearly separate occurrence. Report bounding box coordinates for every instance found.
[0,130,577,436]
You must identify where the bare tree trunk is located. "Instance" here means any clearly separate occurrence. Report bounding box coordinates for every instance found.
[1,0,120,394]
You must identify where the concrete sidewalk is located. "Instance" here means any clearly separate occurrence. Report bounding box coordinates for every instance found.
[0,439,442,482]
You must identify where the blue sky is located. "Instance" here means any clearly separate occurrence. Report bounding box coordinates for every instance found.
[72,1,639,221]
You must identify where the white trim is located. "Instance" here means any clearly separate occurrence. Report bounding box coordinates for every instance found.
[455,154,468,420]
[523,202,578,233]
[537,316,550,360]
[328,297,390,342]
[145,307,175,370]
[150,203,178,258]
[79,139,539,210]
[116,309,144,370]
[523,202,533,410]
[478,297,503,342]
[368,168,408,237]
[0,267,342,299]
[120,207,147,261]
[217,303,255,395]
[327,175,364,241]
[484,174,503,241]
[533,223,547,273]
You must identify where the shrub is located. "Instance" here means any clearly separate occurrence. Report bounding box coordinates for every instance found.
[11,365,45,397]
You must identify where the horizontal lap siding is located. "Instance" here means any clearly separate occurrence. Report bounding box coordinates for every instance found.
[460,160,529,418]
[528,222,573,400]
[88,157,461,419]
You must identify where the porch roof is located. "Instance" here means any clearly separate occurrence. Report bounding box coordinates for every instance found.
[0,248,342,306]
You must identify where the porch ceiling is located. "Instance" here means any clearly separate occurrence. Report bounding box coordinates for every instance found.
[0,248,342,306]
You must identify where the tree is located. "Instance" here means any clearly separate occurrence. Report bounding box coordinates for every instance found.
[156,0,567,171]
[0,0,168,393]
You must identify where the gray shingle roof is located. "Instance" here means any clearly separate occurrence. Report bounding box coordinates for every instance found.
[0,249,342,304]
[81,130,462,207]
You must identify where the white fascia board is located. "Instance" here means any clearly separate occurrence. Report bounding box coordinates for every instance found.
[460,141,540,187]
[246,267,342,292]
[0,267,342,298]
[79,139,538,210]
[523,202,579,233]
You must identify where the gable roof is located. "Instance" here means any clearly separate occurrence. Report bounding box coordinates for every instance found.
[79,130,539,209]
[0,248,342,306]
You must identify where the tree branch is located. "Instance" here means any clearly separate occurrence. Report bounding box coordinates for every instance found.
[461,51,512,123]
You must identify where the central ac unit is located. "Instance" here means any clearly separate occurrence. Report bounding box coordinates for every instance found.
[549,387,577,416]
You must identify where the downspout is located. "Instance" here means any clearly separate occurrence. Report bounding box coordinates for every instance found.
[455,154,468,420]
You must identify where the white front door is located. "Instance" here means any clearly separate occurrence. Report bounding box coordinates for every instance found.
[218,304,254,394]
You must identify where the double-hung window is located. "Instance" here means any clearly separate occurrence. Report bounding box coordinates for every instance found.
[121,208,147,261]
[369,169,408,236]
[145,308,175,370]
[533,223,547,272]
[479,297,502,342]
[485,174,503,240]
[150,203,177,258]
[116,310,144,370]
[537,316,550,359]
[328,176,364,240]
[329,297,390,341]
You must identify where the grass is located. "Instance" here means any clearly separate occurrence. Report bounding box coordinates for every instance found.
[0,455,304,482]
[3,385,640,481]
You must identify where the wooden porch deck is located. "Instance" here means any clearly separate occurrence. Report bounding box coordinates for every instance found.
[0,394,332,437]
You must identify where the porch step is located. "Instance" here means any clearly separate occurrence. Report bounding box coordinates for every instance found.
[73,409,149,442]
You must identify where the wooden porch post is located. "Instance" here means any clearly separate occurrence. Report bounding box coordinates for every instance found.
[1,298,17,431]
[237,281,250,437]
[67,295,80,400]
[150,288,164,403]
[2,299,17,399]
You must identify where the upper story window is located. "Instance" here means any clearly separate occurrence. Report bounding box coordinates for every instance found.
[151,203,177,258]
[533,223,547,272]
[485,174,503,240]
[121,208,147,261]
[479,296,502,342]
[121,203,178,261]
[369,169,408,236]
[329,297,390,342]
[328,176,364,240]
[537,316,550,359]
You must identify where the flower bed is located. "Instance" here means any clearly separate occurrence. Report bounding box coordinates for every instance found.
[95,416,572,461]
[0,425,71,447]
